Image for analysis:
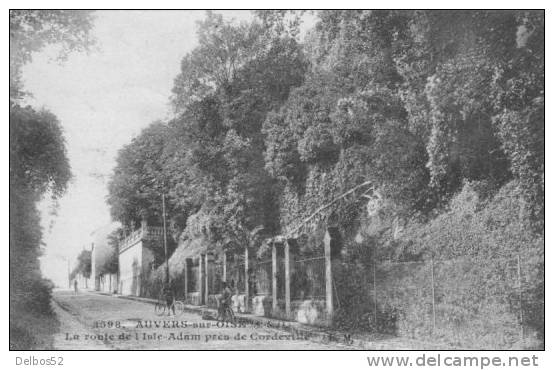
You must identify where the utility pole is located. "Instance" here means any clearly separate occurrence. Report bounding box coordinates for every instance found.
[162,193,169,286]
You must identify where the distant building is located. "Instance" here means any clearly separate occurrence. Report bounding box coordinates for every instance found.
[91,222,120,293]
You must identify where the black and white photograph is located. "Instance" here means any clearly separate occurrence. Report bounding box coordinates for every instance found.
[9,8,545,355]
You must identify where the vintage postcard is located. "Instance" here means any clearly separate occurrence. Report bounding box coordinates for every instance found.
[9,9,544,353]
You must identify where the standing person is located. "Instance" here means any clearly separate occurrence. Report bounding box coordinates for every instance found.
[218,282,233,321]
[73,280,78,295]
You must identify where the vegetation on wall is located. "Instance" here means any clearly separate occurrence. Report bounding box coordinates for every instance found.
[107,11,544,348]
[336,181,544,348]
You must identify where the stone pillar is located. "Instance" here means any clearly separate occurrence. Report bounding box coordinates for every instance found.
[222,251,227,283]
[140,217,147,233]
[205,253,212,305]
[244,247,249,312]
[324,229,333,318]
[199,255,205,305]
[284,239,291,317]
[204,253,214,304]
[272,242,277,313]
[91,243,97,290]
[184,258,190,298]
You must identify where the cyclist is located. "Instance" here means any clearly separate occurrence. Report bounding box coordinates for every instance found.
[162,284,175,316]
[218,281,233,321]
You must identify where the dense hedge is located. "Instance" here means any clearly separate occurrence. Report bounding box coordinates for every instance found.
[331,181,543,349]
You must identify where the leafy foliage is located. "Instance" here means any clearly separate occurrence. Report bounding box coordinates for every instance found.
[10,105,72,326]
[10,10,94,349]
[100,229,125,275]
[106,11,543,348]
[70,250,92,280]
[109,13,307,254]
[10,105,71,200]
[359,182,544,348]
[10,10,95,100]
[108,122,175,229]
[264,10,543,227]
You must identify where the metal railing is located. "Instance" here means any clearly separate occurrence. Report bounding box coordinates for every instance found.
[254,259,272,296]
[118,226,164,253]
[292,256,326,300]
[208,260,223,294]
[188,264,200,293]
[228,260,246,294]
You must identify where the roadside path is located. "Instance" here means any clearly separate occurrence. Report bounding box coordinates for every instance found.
[52,297,109,350]
[52,290,348,350]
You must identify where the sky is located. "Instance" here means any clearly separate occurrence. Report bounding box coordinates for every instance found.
[21,10,256,286]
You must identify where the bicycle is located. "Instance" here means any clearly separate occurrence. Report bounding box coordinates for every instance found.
[216,298,236,324]
[154,290,185,317]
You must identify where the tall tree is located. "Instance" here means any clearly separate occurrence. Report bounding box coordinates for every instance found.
[10,10,95,349]
[110,12,307,255]
[10,10,95,100]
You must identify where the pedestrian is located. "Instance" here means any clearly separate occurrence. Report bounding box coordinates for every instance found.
[73,280,78,295]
